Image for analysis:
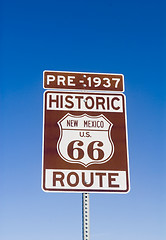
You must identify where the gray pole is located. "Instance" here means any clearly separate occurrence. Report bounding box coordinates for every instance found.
[82,193,90,240]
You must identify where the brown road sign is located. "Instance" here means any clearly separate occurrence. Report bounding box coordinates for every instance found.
[42,91,130,193]
[43,70,124,92]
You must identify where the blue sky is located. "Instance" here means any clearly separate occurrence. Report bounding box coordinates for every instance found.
[0,0,166,239]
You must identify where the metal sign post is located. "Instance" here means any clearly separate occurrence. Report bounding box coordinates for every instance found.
[82,193,90,240]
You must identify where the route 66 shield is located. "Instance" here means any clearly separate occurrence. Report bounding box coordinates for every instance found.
[57,113,114,167]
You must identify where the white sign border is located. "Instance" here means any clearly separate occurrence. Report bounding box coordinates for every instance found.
[41,90,130,194]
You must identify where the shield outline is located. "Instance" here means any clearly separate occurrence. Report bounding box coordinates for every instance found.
[57,113,114,167]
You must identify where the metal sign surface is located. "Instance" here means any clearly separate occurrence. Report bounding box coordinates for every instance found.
[43,70,124,92]
[42,91,129,193]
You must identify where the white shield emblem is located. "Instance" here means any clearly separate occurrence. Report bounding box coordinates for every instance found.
[57,113,114,167]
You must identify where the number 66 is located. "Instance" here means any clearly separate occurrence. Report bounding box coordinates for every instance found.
[67,140,104,160]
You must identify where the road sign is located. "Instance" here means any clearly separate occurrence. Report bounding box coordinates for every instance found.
[43,70,124,92]
[42,91,129,193]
